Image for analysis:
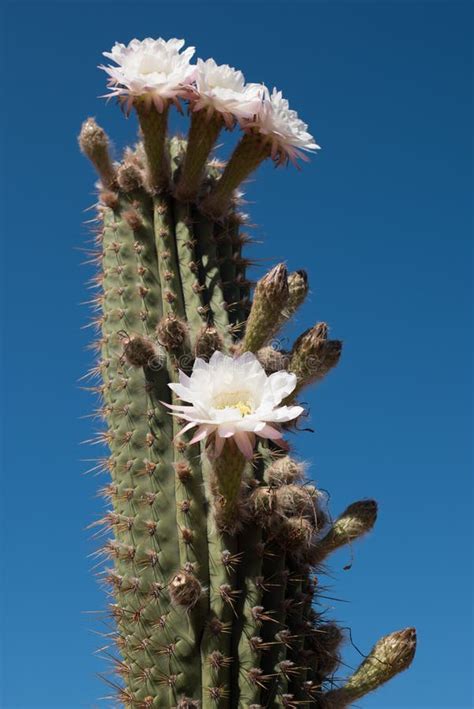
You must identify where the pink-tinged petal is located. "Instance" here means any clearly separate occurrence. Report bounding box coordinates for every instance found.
[274,438,290,451]
[213,433,225,457]
[256,424,283,440]
[175,421,198,437]
[217,422,239,438]
[189,425,215,445]
[234,431,255,460]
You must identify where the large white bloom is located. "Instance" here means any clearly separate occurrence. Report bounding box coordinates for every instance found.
[165,351,303,459]
[189,58,264,125]
[250,87,319,164]
[100,38,196,111]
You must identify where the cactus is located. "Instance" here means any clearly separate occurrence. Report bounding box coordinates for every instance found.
[80,37,416,709]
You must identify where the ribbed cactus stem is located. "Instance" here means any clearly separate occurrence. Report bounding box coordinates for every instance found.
[241,264,289,353]
[311,500,378,564]
[323,628,417,708]
[201,132,271,219]
[135,101,170,192]
[78,118,116,188]
[80,47,416,702]
[194,212,233,345]
[176,110,224,201]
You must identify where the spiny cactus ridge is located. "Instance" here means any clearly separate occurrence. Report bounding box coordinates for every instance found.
[80,39,415,709]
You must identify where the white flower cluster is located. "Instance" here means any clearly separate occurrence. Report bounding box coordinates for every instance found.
[101,37,318,161]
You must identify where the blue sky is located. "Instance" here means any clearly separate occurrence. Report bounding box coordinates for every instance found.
[1,2,472,708]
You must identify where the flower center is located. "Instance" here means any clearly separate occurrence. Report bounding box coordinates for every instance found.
[213,392,253,417]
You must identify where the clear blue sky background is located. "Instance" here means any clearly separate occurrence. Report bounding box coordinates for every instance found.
[1,1,472,708]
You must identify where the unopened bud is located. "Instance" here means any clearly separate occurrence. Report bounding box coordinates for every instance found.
[310,500,377,564]
[123,336,160,368]
[169,570,202,610]
[286,269,309,315]
[194,326,223,361]
[323,628,416,707]
[78,118,116,188]
[289,322,342,396]
[242,264,289,353]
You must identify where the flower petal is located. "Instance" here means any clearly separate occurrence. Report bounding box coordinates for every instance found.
[234,431,255,460]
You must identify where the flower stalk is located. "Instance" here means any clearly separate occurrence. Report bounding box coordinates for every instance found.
[201,132,271,218]
[175,110,224,201]
[135,101,170,192]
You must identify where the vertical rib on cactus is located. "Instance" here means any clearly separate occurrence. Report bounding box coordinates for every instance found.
[81,40,415,707]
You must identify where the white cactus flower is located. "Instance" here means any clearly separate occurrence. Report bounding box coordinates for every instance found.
[165,351,303,459]
[100,37,196,111]
[189,58,264,126]
[250,86,319,164]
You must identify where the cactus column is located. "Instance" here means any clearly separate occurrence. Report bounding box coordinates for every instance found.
[80,44,416,708]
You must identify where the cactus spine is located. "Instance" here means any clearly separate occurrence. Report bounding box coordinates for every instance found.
[80,43,415,709]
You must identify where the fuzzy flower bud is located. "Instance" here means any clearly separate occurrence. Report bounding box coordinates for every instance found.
[242,264,290,353]
[78,117,116,188]
[289,322,342,396]
[310,500,378,564]
[323,628,416,708]
[286,269,309,315]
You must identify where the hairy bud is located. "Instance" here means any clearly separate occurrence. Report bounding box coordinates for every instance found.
[194,326,223,361]
[241,264,289,353]
[78,117,116,188]
[323,628,416,708]
[310,500,378,564]
[266,456,305,488]
[287,269,309,314]
[123,336,159,368]
[289,322,342,396]
[257,346,290,374]
[169,571,202,610]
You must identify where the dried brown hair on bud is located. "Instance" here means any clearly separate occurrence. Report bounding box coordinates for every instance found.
[78,117,116,188]
[248,486,275,527]
[290,322,342,396]
[117,161,144,192]
[123,336,157,367]
[311,499,378,565]
[156,314,189,355]
[267,456,305,488]
[275,484,322,526]
[241,263,290,353]
[276,516,314,552]
[169,570,202,610]
[257,346,291,375]
[194,326,223,361]
[287,269,309,312]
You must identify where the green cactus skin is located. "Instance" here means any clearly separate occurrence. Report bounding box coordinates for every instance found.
[80,112,416,709]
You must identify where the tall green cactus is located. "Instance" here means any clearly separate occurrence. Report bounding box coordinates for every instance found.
[80,37,416,709]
